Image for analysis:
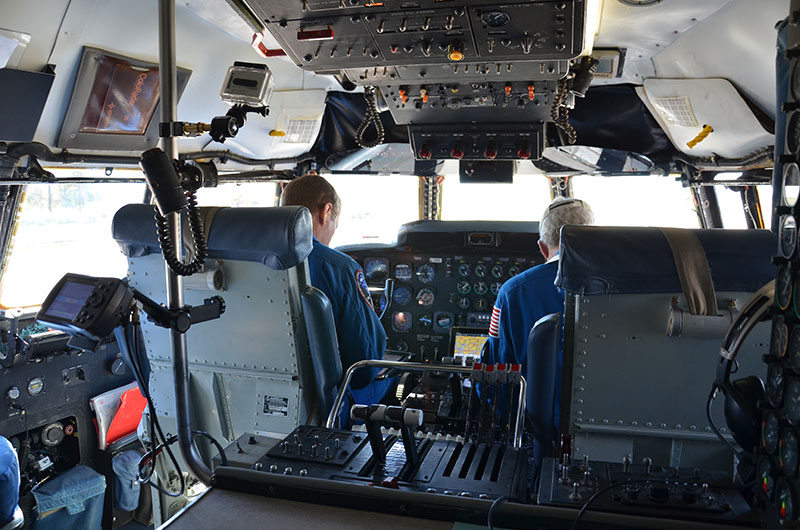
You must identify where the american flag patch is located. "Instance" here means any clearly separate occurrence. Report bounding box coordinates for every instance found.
[489,305,501,338]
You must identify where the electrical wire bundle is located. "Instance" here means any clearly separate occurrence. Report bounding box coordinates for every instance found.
[120,309,227,498]
[355,86,385,149]
[551,79,577,145]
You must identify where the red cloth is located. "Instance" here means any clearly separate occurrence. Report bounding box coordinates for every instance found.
[106,386,147,446]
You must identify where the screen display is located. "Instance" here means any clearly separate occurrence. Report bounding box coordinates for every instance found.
[452,331,488,361]
[43,281,94,321]
[79,55,160,135]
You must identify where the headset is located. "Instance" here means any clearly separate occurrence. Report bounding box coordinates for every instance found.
[714,280,773,453]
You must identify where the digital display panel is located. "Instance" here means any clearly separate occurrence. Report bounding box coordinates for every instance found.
[42,281,94,321]
[452,331,489,360]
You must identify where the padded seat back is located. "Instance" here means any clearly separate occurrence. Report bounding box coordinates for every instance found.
[526,313,561,467]
[112,205,333,455]
[301,286,343,423]
[556,226,775,472]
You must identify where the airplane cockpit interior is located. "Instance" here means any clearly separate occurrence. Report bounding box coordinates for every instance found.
[0,0,798,529]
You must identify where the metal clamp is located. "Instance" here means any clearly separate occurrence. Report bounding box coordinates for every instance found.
[325,359,526,448]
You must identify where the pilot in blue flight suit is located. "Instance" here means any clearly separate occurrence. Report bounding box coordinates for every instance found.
[280,174,393,422]
[482,197,593,425]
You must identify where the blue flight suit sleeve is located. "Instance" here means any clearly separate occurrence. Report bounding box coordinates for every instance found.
[333,261,386,389]
[311,249,386,390]
[483,284,520,367]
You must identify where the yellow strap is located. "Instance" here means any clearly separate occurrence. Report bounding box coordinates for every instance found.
[658,228,718,317]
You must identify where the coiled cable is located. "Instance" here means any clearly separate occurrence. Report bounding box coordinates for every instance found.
[355,86,384,149]
[155,190,206,276]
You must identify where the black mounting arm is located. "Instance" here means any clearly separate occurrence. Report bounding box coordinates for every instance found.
[133,289,225,333]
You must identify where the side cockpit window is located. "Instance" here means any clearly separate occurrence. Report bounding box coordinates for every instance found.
[0,169,146,308]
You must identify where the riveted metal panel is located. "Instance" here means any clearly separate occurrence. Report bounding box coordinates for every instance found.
[128,255,301,373]
[127,252,315,441]
[565,291,769,468]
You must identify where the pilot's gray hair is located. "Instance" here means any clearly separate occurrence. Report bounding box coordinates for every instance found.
[538,196,593,249]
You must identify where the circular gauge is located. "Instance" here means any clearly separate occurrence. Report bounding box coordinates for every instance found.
[458,263,471,277]
[27,377,44,397]
[482,10,510,28]
[777,477,798,522]
[779,215,798,259]
[435,313,453,329]
[764,411,780,454]
[473,297,489,311]
[392,312,412,332]
[490,264,504,279]
[474,281,488,295]
[780,429,799,476]
[417,313,432,328]
[393,286,412,306]
[474,264,487,278]
[785,162,800,206]
[788,379,800,426]
[773,316,789,359]
[791,327,800,373]
[456,281,472,295]
[490,282,503,296]
[416,288,435,306]
[789,118,800,158]
[792,59,800,101]
[758,457,776,501]
[365,259,388,282]
[508,264,522,277]
[395,263,413,282]
[768,364,786,407]
[778,264,794,311]
[395,340,408,351]
[416,264,436,284]
[458,297,471,310]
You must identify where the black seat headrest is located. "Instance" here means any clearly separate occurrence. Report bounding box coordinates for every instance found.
[556,226,776,295]
[112,204,313,270]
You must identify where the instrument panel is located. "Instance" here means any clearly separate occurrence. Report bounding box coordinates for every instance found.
[342,221,544,362]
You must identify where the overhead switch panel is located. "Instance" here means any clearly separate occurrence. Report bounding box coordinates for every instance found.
[251,1,586,75]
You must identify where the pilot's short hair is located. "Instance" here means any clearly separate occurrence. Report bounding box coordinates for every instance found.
[280,174,341,218]
[539,196,593,248]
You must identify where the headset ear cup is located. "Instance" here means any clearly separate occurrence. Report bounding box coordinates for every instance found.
[724,376,766,453]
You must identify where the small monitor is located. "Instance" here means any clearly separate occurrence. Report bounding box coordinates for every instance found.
[38,273,134,349]
[41,280,95,322]
[448,326,489,364]
[58,47,190,151]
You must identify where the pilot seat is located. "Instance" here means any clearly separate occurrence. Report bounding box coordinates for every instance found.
[553,225,775,472]
[112,204,344,468]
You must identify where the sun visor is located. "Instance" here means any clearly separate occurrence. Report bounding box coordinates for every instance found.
[636,78,773,159]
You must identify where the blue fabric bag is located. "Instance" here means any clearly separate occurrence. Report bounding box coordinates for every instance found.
[111,450,141,511]
[31,465,105,530]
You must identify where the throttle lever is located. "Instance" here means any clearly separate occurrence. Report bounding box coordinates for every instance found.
[384,406,423,472]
